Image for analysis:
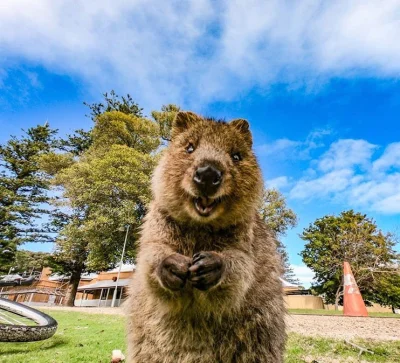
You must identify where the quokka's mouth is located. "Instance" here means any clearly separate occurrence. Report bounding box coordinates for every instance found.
[193,196,222,217]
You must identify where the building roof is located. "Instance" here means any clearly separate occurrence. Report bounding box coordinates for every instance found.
[0,288,65,296]
[49,264,136,282]
[105,264,136,273]
[48,272,97,282]
[280,277,300,288]
[48,274,70,282]
[1,274,23,281]
[77,279,131,291]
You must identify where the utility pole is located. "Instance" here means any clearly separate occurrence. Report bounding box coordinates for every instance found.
[111,225,130,308]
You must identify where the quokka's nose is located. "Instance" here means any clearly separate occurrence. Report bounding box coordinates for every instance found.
[193,165,222,195]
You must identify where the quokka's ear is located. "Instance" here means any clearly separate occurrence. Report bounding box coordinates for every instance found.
[171,111,202,139]
[230,119,252,147]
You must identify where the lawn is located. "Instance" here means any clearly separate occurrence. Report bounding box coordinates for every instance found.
[286,334,400,363]
[0,311,126,363]
[1,310,399,362]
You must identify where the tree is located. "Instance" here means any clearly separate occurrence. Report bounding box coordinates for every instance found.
[47,217,90,306]
[371,271,400,312]
[259,188,299,284]
[300,210,399,309]
[52,111,160,269]
[12,250,51,275]
[83,90,143,120]
[0,124,57,273]
[57,129,93,156]
[260,188,298,236]
[40,98,163,305]
[151,104,181,143]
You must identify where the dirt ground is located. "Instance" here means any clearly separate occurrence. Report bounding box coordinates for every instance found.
[287,314,400,341]
[42,307,400,341]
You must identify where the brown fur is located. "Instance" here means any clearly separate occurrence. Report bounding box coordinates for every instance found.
[126,112,286,362]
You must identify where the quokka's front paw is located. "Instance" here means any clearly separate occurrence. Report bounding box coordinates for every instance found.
[189,251,225,291]
[157,253,192,291]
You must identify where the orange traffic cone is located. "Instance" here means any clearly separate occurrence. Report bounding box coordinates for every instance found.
[343,261,368,317]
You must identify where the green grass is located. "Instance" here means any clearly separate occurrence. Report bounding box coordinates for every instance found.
[0,311,126,363]
[1,311,399,362]
[286,334,400,362]
[289,308,400,318]
[0,311,36,326]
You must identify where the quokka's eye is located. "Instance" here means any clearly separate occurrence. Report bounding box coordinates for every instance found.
[232,152,242,162]
[186,143,195,154]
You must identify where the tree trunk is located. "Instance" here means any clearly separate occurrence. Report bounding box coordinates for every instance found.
[335,284,343,311]
[63,267,83,307]
[334,295,340,311]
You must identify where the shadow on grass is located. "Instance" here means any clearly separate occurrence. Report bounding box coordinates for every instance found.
[1,335,68,355]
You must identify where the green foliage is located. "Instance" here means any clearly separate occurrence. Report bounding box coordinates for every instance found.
[34,95,178,304]
[300,210,399,307]
[259,188,299,284]
[371,271,400,309]
[39,152,75,176]
[10,249,51,275]
[151,104,181,142]
[57,129,93,156]
[260,188,298,236]
[50,217,88,272]
[92,111,160,154]
[84,90,143,120]
[55,145,157,270]
[47,110,161,273]
[0,123,57,273]
[56,90,145,159]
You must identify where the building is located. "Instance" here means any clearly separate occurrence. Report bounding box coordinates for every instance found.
[3,267,391,312]
[0,265,135,307]
[74,265,135,307]
[0,267,67,306]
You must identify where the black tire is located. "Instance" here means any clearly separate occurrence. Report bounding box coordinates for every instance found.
[0,297,58,342]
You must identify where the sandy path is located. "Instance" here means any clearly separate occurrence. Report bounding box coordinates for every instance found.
[286,314,400,341]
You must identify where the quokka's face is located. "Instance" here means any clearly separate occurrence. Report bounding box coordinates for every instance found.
[152,112,263,227]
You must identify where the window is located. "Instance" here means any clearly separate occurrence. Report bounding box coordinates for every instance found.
[116,288,122,299]
[101,289,108,300]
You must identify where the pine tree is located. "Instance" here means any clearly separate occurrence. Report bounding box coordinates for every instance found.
[0,124,56,273]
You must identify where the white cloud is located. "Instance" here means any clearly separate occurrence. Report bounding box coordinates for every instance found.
[266,176,289,190]
[257,139,301,157]
[291,264,315,288]
[1,1,400,107]
[289,139,400,214]
[373,142,400,173]
[318,139,377,172]
[0,0,218,108]
[373,192,400,214]
[290,168,359,200]
[257,127,332,159]
[349,173,400,213]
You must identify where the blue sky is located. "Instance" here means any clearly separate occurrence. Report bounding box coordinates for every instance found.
[1,1,400,286]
